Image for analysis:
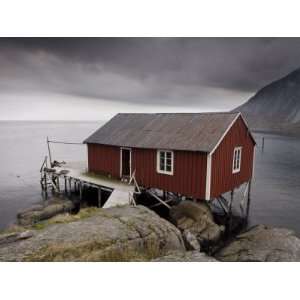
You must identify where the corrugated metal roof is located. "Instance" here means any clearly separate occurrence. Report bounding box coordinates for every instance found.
[84,112,241,152]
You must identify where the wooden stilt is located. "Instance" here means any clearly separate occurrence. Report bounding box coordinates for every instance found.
[262,137,265,152]
[64,176,67,194]
[246,180,252,221]
[44,172,47,192]
[51,175,55,192]
[229,189,234,232]
[79,182,83,201]
[47,136,53,167]
[98,188,102,207]
[69,178,72,195]
[57,176,60,192]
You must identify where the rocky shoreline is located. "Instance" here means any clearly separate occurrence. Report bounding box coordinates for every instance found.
[1,199,300,262]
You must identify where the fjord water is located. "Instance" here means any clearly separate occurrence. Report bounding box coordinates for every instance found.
[1,122,300,235]
[0,121,102,230]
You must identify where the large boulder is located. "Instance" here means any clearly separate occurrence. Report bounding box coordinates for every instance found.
[0,205,185,261]
[17,198,75,226]
[170,200,224,248]
[152,250,217,262]
[216,224,300,262]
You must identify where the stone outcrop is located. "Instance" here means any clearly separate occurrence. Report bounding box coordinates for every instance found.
[152,250,217,262]
[0,205,185,262]
[216,224,300,262]
[182,230,200,251]
[0,231,34,245]
[17,198,75,226]
[170,200,224,248]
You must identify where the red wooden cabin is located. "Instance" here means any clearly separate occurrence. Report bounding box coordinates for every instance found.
[84,112,256,201]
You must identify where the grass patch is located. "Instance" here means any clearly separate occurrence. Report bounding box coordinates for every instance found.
[32,207,102,228]
[24,236,165,262]
[0,225,27,235]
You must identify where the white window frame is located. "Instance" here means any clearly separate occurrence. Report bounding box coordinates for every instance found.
[232,146,242,174]
[156,150,174,175]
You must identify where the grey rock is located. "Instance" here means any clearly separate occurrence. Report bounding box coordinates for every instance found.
[182,230,200,251]
[216,224,300,262]
[0,205,185,261]
[152,250,217,262]
[17,199,75,226]
[170,200,224,247]
[0,231,34,245]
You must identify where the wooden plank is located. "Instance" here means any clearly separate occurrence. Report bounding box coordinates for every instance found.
[103,190,130,208]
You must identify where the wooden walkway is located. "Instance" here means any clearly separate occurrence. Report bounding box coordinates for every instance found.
[41,162,135,207]
[55,164,134,193]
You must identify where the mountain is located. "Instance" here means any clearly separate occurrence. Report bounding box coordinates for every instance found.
[234,68,300,136]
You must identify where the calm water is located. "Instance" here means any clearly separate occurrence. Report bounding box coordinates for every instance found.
[0,121,102,230]
[1,122,300,234]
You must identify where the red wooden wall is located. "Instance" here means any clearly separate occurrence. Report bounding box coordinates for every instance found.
[87,143,207,199]
[210,116,255,198]
[87,144,120,178]
[132,148,207,199]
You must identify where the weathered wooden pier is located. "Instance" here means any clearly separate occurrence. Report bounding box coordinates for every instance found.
[40,159,137,208]
[40,137,139,208]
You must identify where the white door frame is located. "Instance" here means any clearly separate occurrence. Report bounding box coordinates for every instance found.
[120,147,132,177]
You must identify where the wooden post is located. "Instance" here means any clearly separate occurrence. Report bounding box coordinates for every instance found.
[64,176,67,194]
[246,180,252,221]
[47,136,53,167]
[229,189,234,232]
[79,182,83,201]
[69,178,72,196]
[262,137,265,152]
[56,176,60,192]
[51,175,55,192]
[98,188,102,207]
[44,172,47,192]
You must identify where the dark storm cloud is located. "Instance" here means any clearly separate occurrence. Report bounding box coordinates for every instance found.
[1,37,300,107]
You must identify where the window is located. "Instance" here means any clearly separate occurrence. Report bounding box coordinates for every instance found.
[157,150,174,175]
[232,147,242,173]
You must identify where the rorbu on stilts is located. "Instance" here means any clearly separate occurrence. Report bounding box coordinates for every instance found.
[40,112,256,233]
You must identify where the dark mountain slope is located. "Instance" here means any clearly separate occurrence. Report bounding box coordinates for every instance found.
[234,68,300,135]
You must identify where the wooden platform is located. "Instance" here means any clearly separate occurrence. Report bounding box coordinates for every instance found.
[56,163,134,193]
[42,161,135,207]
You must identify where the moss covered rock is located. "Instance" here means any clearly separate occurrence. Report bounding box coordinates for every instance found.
[0,205,185,261]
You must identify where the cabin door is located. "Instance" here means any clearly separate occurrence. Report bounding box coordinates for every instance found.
[121,148,131,178]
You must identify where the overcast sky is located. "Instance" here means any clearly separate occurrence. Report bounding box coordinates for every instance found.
[1,37,300,120]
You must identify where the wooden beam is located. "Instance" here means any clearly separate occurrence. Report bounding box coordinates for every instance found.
[148,191,171,209]
[216,197,229,215]
[149,198,173,208]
